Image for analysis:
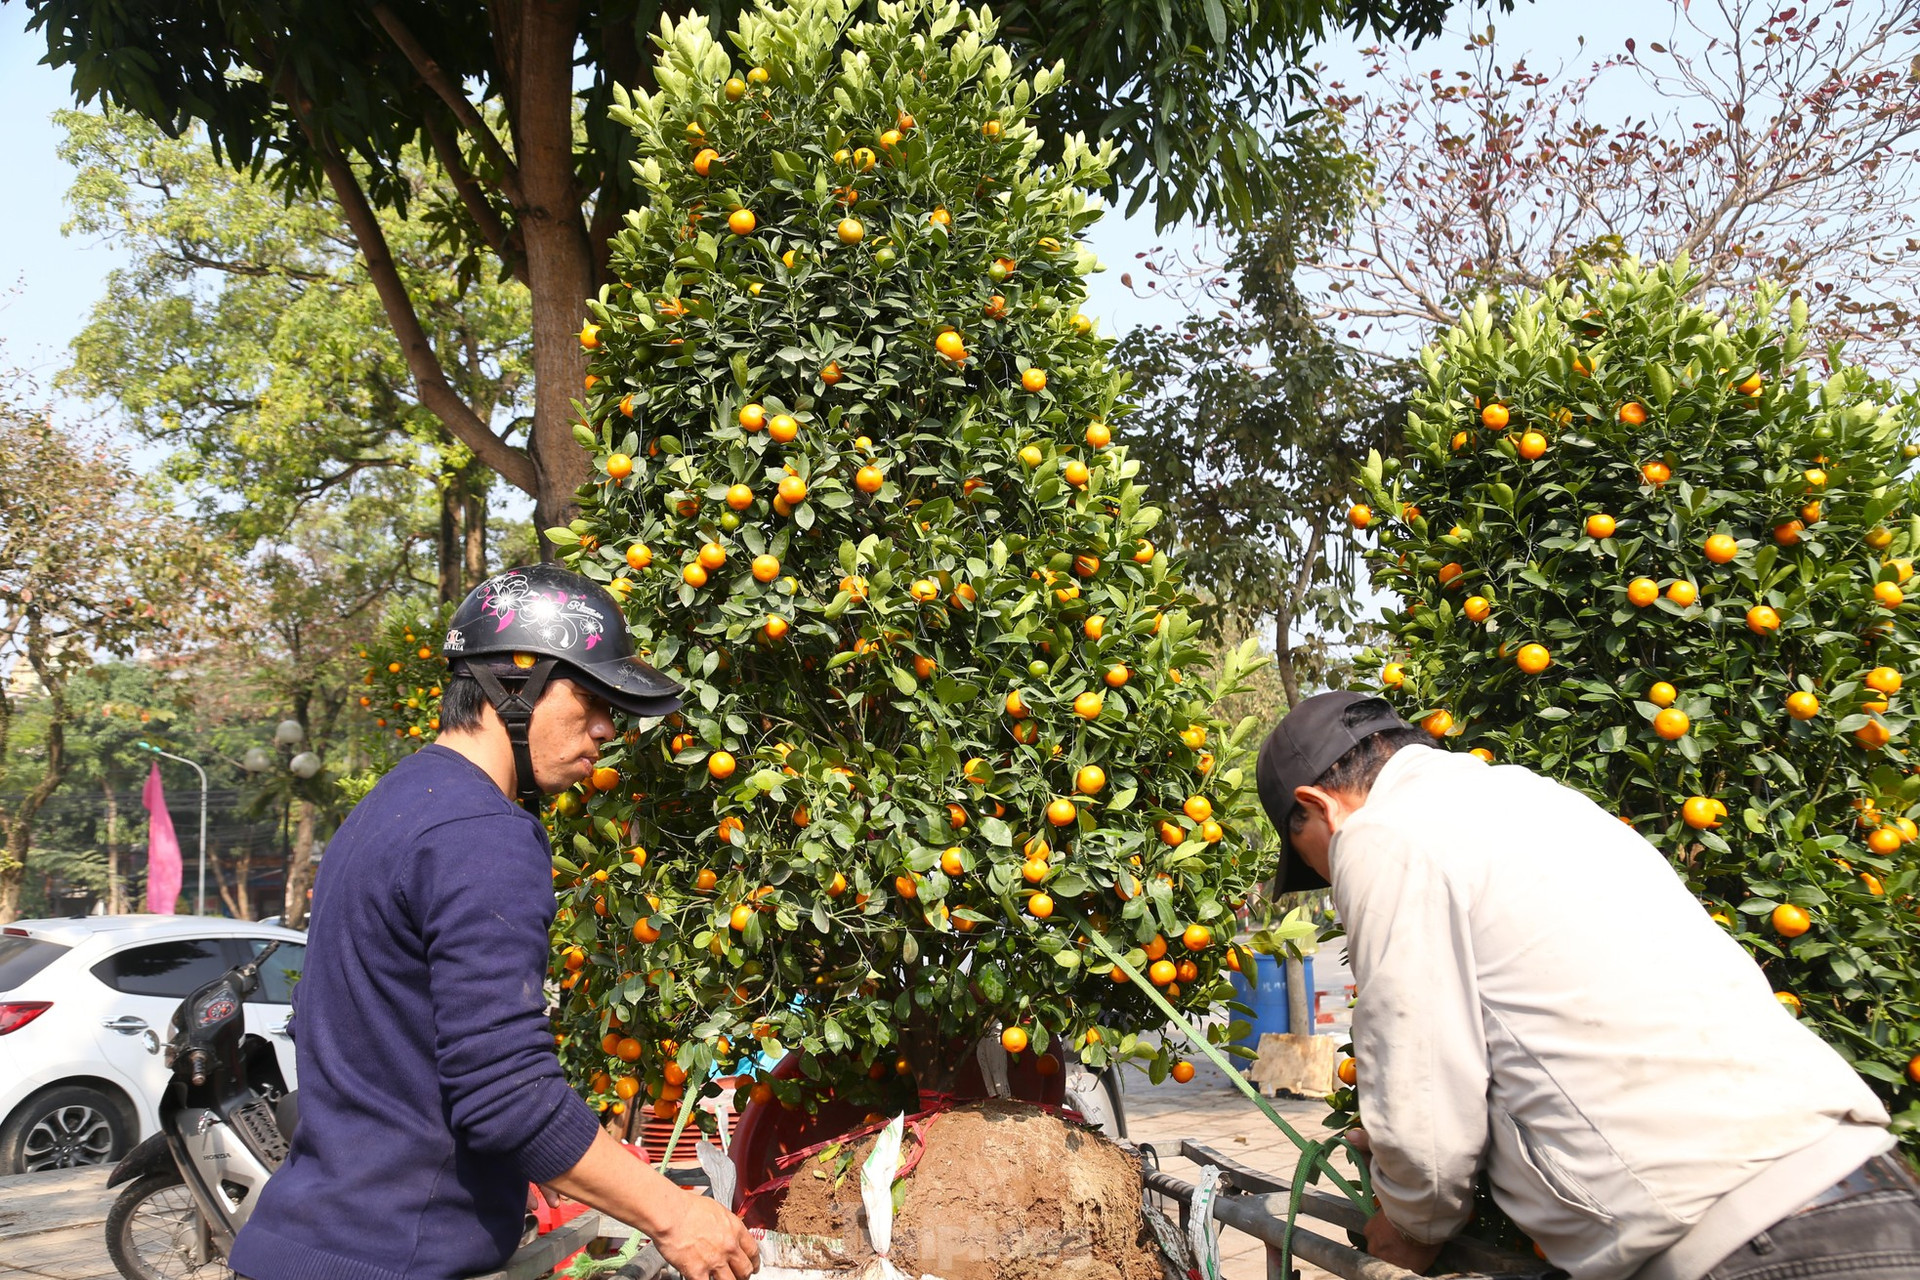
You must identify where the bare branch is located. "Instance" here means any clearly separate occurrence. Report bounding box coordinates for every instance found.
[165,246,335,283]
[369,1,525,207]
[1307,2,1920,367]
[420,110,529,285]
[286,94,539,496]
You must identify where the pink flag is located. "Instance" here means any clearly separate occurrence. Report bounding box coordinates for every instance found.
[142,763,182,915]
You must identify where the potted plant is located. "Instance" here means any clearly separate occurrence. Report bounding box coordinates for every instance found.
[545,0,1275,1240]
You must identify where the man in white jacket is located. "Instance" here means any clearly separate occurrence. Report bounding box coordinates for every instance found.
[1255,691,1919,1280]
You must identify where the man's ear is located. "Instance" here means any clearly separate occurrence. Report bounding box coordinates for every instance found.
[1293,784,1336,827]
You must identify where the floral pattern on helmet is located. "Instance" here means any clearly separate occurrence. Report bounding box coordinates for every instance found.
[480,571,607,651]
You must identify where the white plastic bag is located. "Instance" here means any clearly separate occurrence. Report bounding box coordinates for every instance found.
[856,1116,912,1280]
[975,1030,1012,1099]
[1187,1164,1223,1280]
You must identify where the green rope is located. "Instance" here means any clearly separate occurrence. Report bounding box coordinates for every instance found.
[1069,913,1375,1276]
[1277,1132,1373,1280]
[560,1228,640,1278]
[550,1067,714,1276]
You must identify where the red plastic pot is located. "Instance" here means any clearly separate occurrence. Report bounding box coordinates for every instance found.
[728,1047,1067,1222]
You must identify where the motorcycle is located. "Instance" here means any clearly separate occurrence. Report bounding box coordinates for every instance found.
[103,941,294,1279]
[99,943,592,1280]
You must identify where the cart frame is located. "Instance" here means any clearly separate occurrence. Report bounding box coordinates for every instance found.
[486,1135,1559,1280]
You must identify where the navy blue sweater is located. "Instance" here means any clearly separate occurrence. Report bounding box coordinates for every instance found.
[231,746,600,1280]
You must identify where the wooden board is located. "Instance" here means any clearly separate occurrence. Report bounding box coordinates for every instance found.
[1246,1032,1338,1097]
[475,1210,611,1279]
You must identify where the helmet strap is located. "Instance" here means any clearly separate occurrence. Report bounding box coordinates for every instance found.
[468,659,559,811]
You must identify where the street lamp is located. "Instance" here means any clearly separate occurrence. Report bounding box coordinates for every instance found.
[245,722,323,782]
[137,742,208,916]
[243,722,326,906]
[267,724,323,777]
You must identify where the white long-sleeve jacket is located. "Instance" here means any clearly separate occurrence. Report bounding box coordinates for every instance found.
[1332,745,1891,1280]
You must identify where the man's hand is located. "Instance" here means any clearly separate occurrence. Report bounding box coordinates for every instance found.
[1346,1131,1443,1275]
[1363,1212,1443,1275]
[546,1131,758,1279]
[650,1191,758,1280]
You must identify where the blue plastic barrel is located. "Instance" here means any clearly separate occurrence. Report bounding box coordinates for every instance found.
[1228,953,1314,1052]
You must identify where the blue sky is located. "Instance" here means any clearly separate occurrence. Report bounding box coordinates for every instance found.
[0,3,1664,436]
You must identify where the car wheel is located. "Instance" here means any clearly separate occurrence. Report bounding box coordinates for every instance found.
[106,1169,233,1279]
[0,1084,130,1174]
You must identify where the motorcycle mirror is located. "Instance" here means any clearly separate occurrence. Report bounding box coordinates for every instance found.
[231,940,282,999]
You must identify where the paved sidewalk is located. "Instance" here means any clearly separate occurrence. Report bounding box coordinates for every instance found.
[0,1165,120,1279]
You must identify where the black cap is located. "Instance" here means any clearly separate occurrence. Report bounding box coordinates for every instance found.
[443,564,682,719]
[1255,691,1416,892]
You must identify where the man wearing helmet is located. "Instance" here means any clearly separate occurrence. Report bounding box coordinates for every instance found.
[232,566,758,1280]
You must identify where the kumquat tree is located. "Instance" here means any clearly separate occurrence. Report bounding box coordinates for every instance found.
[541,0,1273,1127]
[353,602,456,758]
[1352,257,1920,1145]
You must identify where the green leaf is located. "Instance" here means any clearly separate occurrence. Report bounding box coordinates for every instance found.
[977,966,1007,1005]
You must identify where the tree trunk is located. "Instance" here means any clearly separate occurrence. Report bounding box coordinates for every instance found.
[0,619,71,925]
[1271,517,1329,709]
[0,835,22,924]
[236,842,254,922]
[103,777,124,915]
[1272,602,1301,709]
[438,477,461,602]
[498,0,597,541]
[463,486,488,590]
[212,841,239,919]
[1285,955,1312,1037]
[213,841,257,921]
[282,800,319,929]
[0,789,58,924]
[901,1003,979,1094]
[281,3,599,548]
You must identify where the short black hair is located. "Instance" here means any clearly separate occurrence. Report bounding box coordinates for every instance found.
[1285,725,1431,839]
[438,675,489,734]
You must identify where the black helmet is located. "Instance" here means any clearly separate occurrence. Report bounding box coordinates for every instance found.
[443,564,680,805]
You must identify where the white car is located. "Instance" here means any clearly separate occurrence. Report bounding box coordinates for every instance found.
[0,914,305,1174]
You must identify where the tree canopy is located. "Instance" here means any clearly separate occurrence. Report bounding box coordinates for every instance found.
[1116,215,1411,706]
[1115,0,1920,721]
[57,107,527,597]
[536,0,1275,1118]
[1356,259,1920,1144]
[0,392,231,921]
[25,0,1515,538]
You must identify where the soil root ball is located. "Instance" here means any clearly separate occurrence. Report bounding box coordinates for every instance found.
[772,1101,1164,1280]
